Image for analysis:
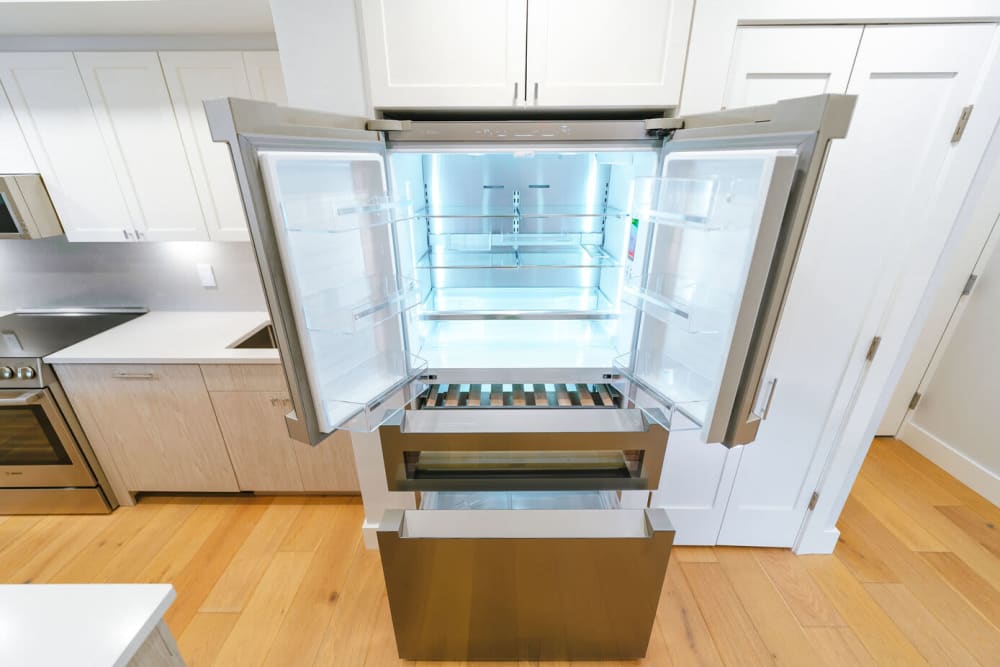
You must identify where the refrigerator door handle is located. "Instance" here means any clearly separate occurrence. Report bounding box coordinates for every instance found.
[753,377,778,421]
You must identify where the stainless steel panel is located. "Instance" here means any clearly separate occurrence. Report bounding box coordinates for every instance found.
[386,119,658,144]
[377,507,674,661]
[379,409,666,492]
[0,487,111,514]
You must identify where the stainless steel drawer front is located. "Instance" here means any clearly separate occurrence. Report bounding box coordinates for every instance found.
[377,507,674,661]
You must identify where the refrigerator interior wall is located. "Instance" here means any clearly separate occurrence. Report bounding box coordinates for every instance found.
[389,148,658,371]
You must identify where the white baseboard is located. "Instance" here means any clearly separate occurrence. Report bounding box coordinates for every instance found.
[794,526,840,555]
[361,519,380,550]
[899,420,1000,507]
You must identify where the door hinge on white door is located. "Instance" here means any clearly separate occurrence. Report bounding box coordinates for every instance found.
[961,273,979,296]
[808,491,819,510]
[951,105,974,143]
[908,391,922,410]
[865,336,882,362]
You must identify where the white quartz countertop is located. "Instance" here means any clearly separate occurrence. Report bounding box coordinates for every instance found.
[44,311,280,364]
[0,584,175,667]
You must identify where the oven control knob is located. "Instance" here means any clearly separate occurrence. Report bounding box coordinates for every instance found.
[16,367,35,380]
[0,366,13,380]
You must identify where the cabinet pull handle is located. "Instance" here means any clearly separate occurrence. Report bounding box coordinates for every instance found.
[533,82,539,102]
[135,230,144,240]
[514,81,519,102]
[113,372,156,380]
[270,397,293,409]
[122,229,130,240]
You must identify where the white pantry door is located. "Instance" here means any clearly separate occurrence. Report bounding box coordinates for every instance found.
[243,51,288,105]
[76,52,209,241]
[717,23,996,547]
[525,0,693,107]
[160,52,254,241]
[0,52,133,241]
[650,25,861,545]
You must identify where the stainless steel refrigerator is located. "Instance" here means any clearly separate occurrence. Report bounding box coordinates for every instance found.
[208,94,853,661]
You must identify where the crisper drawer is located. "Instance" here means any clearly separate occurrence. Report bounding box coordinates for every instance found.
[377,504,674,661]
[378,404,668,492]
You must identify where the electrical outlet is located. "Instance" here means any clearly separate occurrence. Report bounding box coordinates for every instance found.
[196,263,217,288]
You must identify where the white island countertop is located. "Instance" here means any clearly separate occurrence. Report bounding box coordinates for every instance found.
[43,311,280,364]
[0,584,176,667]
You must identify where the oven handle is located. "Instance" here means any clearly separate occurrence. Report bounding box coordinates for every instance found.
[0,389,45,406]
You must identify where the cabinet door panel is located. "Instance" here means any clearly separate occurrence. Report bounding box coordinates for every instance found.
[360,0,527,107]
[724,26,862,108]
[76,52,208,241]
[211,390,304,492]
[0,84,35,173]
[296,429,359,492]
[243,51,287,105]
[0,53,132,241]
[56,364,238,493]
[160,52,252,241]
[718,23,996,547]
[526,0,693,107]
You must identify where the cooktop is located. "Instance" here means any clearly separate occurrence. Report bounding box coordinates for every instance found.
[0,309,146,359]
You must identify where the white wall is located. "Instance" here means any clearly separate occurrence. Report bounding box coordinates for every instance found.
[0,238,266,312]
[902,233,1000,505]
[268,0,370,115]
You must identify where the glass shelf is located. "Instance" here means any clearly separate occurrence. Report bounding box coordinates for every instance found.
[416,245,622,270]
[419,287,618,321]
[281,194,415,233]
[421,490,619,510]
[302,275,425,333]
[416,205,631,220]
[622,273,733,333]
[612,353,710,431]
[317,352,428,432]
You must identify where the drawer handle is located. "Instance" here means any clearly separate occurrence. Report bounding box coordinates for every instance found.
[113,372,156,380]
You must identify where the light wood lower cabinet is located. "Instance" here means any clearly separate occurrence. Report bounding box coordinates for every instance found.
[210,390,360,493]
[55,364,239,495]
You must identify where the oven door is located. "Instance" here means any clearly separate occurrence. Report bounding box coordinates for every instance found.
[0,388,96,487]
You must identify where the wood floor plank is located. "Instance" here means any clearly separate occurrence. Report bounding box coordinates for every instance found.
[841,497,1000,665]
[164,499,271,635]
[714,547,822,665]
[864,440,962,506]
[5,514,115,583]
[0,516,42,554]
[864,582,980,666]
[362,593,403,667]
[656,563,724,666]
[278,497,347,552]
[802,627,877,666]
[177,612,240,667]
[200,499,302,612]
[801,554,928,666]
[753,548,845,627]
[96,502,198,582]
[136,503,234,583]
[851,477,949,552]
[834,520,900,584]
[262,504,365,666]
[312,548,387,667]
[936,504,1000,560]
[673,547,718,563]
[680,562,775,666]
[213,551,314,667]
[921,550,1000,630]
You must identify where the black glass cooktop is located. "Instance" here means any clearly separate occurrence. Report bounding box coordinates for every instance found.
[0,310,145,358]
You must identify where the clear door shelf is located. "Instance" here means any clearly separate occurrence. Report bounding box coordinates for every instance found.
[302,276,424,333]
[281,194,414,233]
[416,246,621,269]
[317,352,428,432]
[419,287,618,321]
[612,354,710,431]
[622,275,732,333]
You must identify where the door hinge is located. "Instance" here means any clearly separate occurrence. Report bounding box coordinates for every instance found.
[808,491,819,510]
[366,119,412,132]
[908,391,922,410]
[951,104,974,143]
[961,273,979,296]
[644,117,684,132]
[865,336,882,362]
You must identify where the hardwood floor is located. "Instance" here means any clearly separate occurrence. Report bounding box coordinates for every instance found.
[3,437,999,665]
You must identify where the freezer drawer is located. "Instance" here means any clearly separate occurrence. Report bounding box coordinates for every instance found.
[378,407,667,492]
[377,506,674,661]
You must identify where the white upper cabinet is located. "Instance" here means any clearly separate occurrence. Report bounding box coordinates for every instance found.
[243,51,288,105]
[723,26,863,108]
[0,52,133,241]
[75,52,208,241]
[360,0,528,108]
[0,85,35,173]
[160,51,254,241]
[525,0,692,108]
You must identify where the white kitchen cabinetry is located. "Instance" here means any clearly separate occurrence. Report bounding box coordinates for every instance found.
[56,364,239,497]
[704,23,995,547]
[525,0,692,107]
[0,84,35,173]
[360,0,527,108]
[160,51,255,242]
[243,51,288,105]
[0,52,133,241]
[75,52,209,241]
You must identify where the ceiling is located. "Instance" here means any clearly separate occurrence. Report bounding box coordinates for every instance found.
[0,0,275,36]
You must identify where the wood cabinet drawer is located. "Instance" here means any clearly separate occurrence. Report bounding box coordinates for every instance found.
[201,364,287,392]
